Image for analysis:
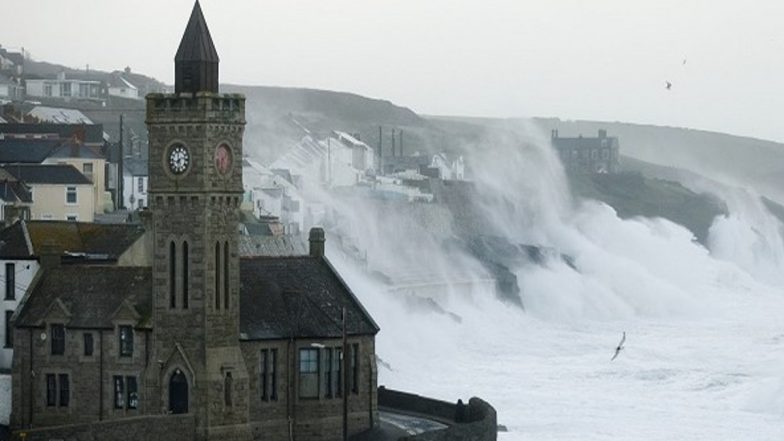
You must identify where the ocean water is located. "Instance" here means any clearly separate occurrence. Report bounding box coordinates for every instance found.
[322,125,784,440]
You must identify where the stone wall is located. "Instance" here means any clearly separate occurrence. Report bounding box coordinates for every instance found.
[11,414,195,441]
[378,387,497,441]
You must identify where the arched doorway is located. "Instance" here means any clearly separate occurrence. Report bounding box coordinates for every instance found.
[169,369,188,414]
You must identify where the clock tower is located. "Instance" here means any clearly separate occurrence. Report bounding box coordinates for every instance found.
[144,2,251,439]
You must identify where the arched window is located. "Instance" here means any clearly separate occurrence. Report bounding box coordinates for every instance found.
[182,241,189,309]
[224,240,229,310]
[214,242,221,310]
[169,241,176,309]
[169,369,188,414]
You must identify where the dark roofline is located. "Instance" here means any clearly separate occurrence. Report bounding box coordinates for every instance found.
[321,256,381,334]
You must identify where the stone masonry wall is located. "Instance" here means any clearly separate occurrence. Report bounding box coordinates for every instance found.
[11,414,195,441]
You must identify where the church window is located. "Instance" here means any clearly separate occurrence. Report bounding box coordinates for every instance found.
[46,374,56,406]
[169,241,176,309]
[4,310,12,348]
[83,333,93,356]
[51,324,65,355]
[119,325,133,357]
[351,344,359,394]
[224,372,233,406]
[113,376,125,408]
[260,349,269,401]
[298,348,319,399]
[223,241,229,310]
[127,376,138,409]
[182,242,189,309]
[215,242,221,310]
[335,348,343,397]
[58,374,70,407]
[325,348,333,398]
[6,262,15,300]
[270,349,277,400]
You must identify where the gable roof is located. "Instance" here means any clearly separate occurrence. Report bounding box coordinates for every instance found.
[0,220,146,259]
[0,179,32,204]
[175,1,219,63]
[0,139,61,163]
[1,163,92,185]
[14,266,152,329]
[239,256,379,340]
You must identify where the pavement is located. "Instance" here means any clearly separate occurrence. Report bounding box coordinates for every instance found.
[351,411,448,441]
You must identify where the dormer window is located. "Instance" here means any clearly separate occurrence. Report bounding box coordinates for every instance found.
[119,325,133,357]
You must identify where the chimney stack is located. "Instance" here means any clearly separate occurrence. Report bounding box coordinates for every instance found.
[309,227,325,258]
[598,129,607,139]
[551,129,559,139]
[39,239,61,270]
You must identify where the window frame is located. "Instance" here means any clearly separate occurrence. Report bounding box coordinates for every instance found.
[5,262,15,300]
[113,375,125,409]
[126,376,138,409]
[83,332,93,356]
[58,373,70,407]
[50,324,65,355]
[4,310,12,348]
[298,348,320,399]
[65,186,78,205]
[118,325,133,357]
[46,374,56,407]
[351,343,359,394]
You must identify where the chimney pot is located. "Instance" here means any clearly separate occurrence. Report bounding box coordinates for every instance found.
[309,227,326,258]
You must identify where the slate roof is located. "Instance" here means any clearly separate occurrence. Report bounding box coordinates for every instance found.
[28,107,93,125]
[238,235,307,257]
[0,179,32,204]
[239,256,379,340]
[0,220,146,259]
[0,221,29,257]
[14,266,152,329]
[176,1,219,62]
[1,164,92,185]
[48,141,104,160]
[0,123,105,144]
[0,139,61,163]
[123,157,148,176]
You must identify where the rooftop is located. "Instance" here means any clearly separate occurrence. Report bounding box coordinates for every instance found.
[0,163,91,185]
[0,220,146,259]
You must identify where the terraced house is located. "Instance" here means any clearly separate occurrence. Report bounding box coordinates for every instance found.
[9,3,380,441]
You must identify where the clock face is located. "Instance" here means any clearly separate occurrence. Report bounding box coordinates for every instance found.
[214,143,232,175]
[168,144,190,175]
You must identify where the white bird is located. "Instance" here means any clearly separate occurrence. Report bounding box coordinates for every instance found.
[611,332,626,361]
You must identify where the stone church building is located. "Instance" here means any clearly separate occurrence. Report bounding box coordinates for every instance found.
[9,3,379,440]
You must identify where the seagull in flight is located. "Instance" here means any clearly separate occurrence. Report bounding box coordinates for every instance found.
[665,81,672,90]
[611,332,626,361]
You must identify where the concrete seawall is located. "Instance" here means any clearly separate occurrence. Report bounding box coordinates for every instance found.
[377,387,497,441]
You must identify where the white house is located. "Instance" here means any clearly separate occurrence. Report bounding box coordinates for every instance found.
[25,71,103,100]
[243,158,304,234]
[108,74,140,100]
[0,223,38,371]
[123,157,148,210]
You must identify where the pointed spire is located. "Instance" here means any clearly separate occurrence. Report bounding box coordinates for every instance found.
[175,1,220,94]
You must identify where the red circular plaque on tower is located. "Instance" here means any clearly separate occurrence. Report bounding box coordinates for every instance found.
[215,143,232,175]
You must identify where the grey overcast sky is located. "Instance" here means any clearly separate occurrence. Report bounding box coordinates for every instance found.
[3,0,784,142]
